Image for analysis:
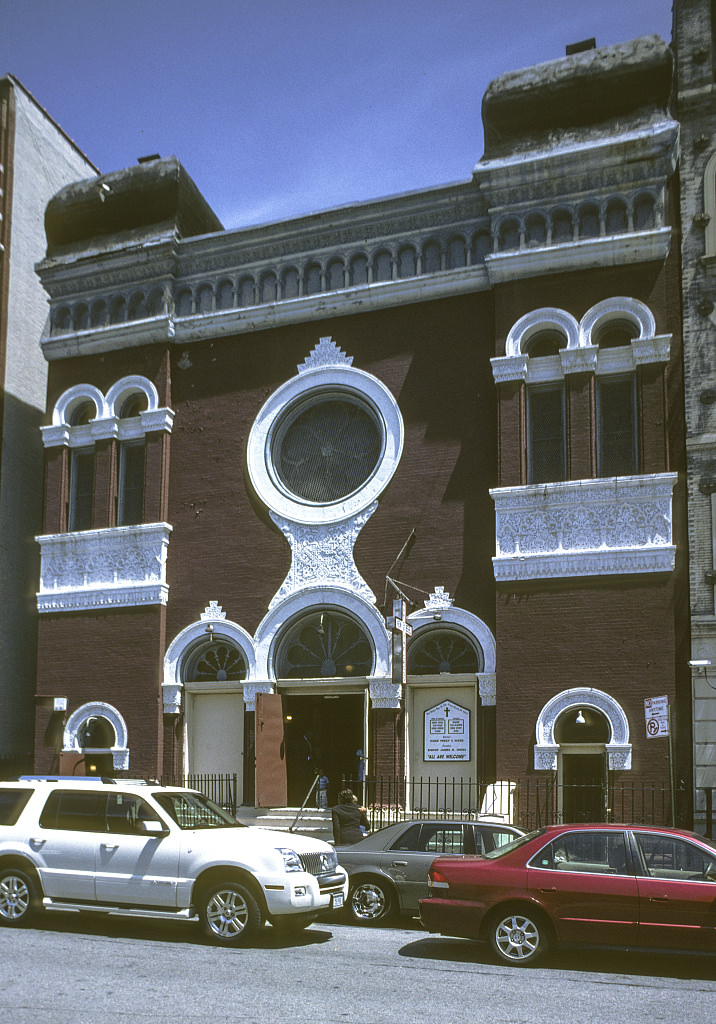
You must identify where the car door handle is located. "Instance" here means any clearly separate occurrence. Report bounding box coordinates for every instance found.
[101,843,119,851]
[649,895,669,902]
[538,887,557,893]
[392,860,408,867]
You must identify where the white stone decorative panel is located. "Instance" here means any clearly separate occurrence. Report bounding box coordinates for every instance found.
[36,523,172,612]
[369,677,402,709]
[269,505,377,608]
[491,474,677,581]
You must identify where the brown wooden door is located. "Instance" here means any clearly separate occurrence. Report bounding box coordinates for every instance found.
[255,693,287,807]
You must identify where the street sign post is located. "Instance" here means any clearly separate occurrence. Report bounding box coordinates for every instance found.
[644,695,675,826]
[388,598,412,688]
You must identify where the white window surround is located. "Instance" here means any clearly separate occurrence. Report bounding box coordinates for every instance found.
[534,687,631,771]
[163,591,395,712]
[36,523,172,612]
[63,701,130,771]
[162,602,256,714]
[41,377,174,447]
[406,586,496,673]
[490,473,677,581]
[491,299,671,385]
[246,337,404,527]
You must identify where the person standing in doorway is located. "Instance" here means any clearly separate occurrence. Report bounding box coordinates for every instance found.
[316,769,329,810]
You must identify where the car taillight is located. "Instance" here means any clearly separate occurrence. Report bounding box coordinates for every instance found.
[428,866,449,889]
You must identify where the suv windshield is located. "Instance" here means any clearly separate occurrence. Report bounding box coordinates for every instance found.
[153,791,243,830]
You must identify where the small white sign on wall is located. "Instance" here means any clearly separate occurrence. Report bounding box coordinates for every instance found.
[424,700,470,761]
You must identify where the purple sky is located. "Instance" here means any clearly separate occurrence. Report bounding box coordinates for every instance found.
[2,0,674,229]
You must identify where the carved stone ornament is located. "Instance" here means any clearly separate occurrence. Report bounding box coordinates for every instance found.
[298,336,353,373]
[423,586,455,611]
[201,601,227,621]
[242,683,274,712]
[369,678,402,709]
[36,523,172,612]
[491,474,677,581]
[162,683,183,715]
[268,504,378,608]
[478,673,497,706]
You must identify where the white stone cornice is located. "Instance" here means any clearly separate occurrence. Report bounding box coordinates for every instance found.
[490,473,678,581]
[484,228,671,285]
[41,316,175,361]
[36,523,172,612]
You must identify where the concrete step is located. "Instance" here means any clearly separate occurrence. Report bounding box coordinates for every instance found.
[237,806,334,841]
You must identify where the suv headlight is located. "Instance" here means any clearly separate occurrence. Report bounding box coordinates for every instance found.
[277,847,302,872]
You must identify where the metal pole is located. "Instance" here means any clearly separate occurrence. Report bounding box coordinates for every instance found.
[668,705,675,827]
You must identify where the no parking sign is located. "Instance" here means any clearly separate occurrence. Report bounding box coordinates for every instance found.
[644,695,670,737]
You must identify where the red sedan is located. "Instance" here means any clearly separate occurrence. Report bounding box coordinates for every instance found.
[419,823,716,966]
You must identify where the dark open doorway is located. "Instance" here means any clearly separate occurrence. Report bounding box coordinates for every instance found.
[561,752,607,822]
[283,693,364,807]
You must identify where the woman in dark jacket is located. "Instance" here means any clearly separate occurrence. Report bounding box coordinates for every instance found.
[331,789,369,845]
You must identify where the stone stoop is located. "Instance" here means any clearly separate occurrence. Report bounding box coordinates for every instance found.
[237,806,335,843]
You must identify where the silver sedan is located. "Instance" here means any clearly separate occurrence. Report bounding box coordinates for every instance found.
[335,817,524,925]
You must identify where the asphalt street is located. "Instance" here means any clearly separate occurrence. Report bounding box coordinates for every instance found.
[4,910,715,1024]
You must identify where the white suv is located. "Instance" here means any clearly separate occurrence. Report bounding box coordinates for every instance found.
[0,778,347,945]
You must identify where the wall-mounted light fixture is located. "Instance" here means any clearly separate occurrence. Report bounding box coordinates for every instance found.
[205,623,214,643]
[575,709,586,725]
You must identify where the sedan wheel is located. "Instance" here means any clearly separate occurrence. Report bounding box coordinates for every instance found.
[489,910,549,965]
[0,869,36,926]
[349,880,393,924]
[199,881,262,945]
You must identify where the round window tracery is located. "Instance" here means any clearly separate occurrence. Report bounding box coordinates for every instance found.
[272,394,383,503]
[408,628,480,675]
[185,642,247,682]
[276,610,373,679]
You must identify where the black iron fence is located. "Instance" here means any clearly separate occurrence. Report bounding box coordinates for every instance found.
[161,772,239,816]
[341,775,710,834]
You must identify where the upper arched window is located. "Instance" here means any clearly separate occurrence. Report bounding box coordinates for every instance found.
[275,610,373,679]
[398,246,417,278]
[184,640,247,682]
[349,254,368,287]
[216,280,235,310]
[238,276,255,307]
[551,209,573,243]
[525,214,547,246]
[446,236,466,268]
[373,250,392,283]
[327,260,345,291]
[472,232,492,262]
[408,628,480,674]
[525,330,564,359]
[304,263,322,296]
[281,267,299,300]
[260,273,278,303]
[422,240,441,273]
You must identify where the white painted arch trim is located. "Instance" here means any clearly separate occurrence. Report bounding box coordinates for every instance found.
[505,308,580,358]
[163,613,257,713]
[43,377,173,448]
[579,296,655,346]
[534,687,631,771]
[247,354,404,526]
[407,605,496,674]
[63,701,129,771]
[254,586,392,681]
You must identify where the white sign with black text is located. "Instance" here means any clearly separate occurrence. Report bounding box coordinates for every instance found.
[424,700,470,761]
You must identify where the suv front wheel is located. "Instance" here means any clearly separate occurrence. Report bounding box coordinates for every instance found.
[0,867,38,927]
[198,880,263,945]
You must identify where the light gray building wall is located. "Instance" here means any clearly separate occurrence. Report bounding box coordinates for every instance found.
[674,0,716,832]
[0,75,96,762]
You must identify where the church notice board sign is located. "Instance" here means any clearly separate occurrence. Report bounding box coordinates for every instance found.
[424,700,470,761]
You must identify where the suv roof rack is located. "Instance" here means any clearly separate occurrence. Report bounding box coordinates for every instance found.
[18,775,118,784]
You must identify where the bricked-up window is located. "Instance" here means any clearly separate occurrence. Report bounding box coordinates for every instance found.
[118,440,145,526]
[597,375,637,477]
[69,447,95,531]
[527,384,566,484]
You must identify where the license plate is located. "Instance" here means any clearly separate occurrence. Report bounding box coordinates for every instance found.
[332,893,344,909]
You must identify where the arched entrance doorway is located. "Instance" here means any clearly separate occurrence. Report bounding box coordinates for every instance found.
[274,609,371,806]
[554,706,611,822]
